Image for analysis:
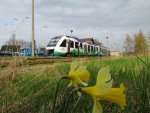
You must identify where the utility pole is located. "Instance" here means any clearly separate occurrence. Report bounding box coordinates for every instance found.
[32,0,35,57]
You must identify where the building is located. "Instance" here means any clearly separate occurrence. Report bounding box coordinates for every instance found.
[82,38,95,44]
[110,51,121,56]
[1,45,21,52]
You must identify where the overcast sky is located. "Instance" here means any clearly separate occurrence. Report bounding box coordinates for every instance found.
[0,0,150,51]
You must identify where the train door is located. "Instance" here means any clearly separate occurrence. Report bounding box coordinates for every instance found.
[79,43,82,56]
[88,45,90,55]
[75,42,79,56]
[60,39,67,56]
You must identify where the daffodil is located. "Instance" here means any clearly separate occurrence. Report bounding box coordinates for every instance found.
[63,61,90,87]
[81,66,126,113]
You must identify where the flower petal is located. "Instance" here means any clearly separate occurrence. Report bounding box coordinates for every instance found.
[78,70,90,82]
[99,83,126,110]
[82,79,113,96]
[94,66,113,95]
[75,66,86,73]
[92,97,103,113]
[81,67,113,96]
[97,79,113,95]
[76,77,88,86]
[96,66,111,85]
[68,61,90,87]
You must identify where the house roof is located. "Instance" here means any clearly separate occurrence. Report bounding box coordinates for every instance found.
[82,38,95,44]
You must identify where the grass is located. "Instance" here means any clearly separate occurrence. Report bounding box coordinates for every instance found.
[0,56,150,113]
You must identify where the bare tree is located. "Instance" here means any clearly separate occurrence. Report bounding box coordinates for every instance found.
[124,34,134,55]
[93,39,102,46]
[6,34,17,45]
[5,34,30,47]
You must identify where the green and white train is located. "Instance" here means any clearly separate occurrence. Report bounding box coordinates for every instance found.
[46,35,110,56]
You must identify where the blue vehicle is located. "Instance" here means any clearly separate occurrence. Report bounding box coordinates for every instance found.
[20,47,45,56]
[36,50,45,56]
[20,47,32,56]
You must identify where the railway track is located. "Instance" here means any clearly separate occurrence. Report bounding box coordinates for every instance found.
[0,56,106,68]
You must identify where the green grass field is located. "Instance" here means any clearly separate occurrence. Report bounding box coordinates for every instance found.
[0,56,150,113]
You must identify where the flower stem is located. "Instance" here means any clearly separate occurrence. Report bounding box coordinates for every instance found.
[59,88,79,113]
[52,78,62,113]
[71,95,81,113]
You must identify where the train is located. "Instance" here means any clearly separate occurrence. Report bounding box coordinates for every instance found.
[46,35,110,56]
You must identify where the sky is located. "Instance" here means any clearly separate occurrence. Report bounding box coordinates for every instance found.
[0,0,150,51]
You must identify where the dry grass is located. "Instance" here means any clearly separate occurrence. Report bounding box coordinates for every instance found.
[0,56,149,113]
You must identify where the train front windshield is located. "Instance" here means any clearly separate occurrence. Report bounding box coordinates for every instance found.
[47,36,61,47]
[20,49,26,53]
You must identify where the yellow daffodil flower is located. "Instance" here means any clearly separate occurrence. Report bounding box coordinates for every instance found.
[63,61,90,87]
[99,83,126,110]
[81,66,126,113]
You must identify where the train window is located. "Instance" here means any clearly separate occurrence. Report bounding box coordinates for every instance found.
[75,42,78,48]
[91,46,93,51]
[80,43,82,49]
[96,47,98,51]
[100,47,102,52]
[88,45,90,52]
[60,39,66,47]
[47,38,60,47]
[70,41,74,48]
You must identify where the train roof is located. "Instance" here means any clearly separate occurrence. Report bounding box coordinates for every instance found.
[65,35,98,46]
[65,35,84,42]
[52,35,63,39]
[53,35,105,47]
[86,42,96,46]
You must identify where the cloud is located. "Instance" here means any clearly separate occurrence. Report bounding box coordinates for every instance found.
[0,0,150,51]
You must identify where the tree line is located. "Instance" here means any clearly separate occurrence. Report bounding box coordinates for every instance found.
[124,30,149,55]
